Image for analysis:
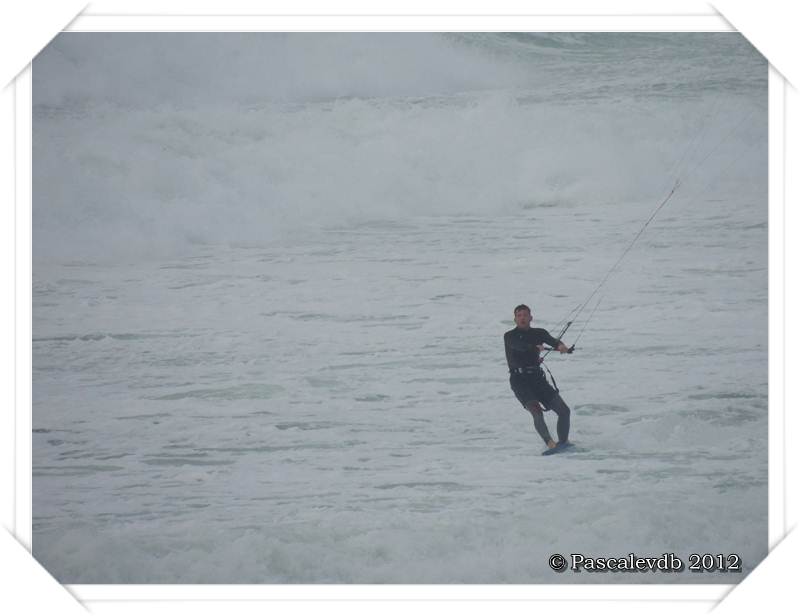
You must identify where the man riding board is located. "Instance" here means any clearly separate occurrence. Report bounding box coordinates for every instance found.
[504,304,573,451]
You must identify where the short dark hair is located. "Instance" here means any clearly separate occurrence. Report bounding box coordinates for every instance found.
[514,304,531,315]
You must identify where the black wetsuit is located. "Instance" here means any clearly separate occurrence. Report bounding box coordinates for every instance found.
[504,326,571,444]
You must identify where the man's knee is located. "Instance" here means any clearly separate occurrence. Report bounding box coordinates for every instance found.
[526,401,544,415]
[553,396,570,415]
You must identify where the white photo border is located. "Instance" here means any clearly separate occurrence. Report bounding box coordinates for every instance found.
[5,2,795,614]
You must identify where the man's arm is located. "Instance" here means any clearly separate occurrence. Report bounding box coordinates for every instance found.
[504,332,515,367]
[542,330,571,354]
[554,341,570,354]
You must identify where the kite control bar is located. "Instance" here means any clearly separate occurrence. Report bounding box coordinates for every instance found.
[543,344,575,354]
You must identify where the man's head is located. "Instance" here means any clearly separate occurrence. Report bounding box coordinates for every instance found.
[514,304,532,329]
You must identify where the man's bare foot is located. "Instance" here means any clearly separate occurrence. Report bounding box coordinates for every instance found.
[546,439,557,449]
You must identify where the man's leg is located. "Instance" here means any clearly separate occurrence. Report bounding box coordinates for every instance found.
[547,394,571,444]
[525,401,556,448]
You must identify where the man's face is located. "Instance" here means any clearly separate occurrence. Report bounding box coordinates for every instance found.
[514,309,532,329]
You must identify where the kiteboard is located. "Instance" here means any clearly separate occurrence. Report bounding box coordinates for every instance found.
[542,442,575,456]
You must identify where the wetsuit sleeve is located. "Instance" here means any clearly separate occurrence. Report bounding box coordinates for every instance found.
[542,330,562,348]
[504,332,514,367]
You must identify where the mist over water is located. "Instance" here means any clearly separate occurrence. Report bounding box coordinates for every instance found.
[33,33,765,263]
[32,33,767,583]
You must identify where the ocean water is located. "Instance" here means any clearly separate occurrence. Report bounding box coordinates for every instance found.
[31,33,767,583]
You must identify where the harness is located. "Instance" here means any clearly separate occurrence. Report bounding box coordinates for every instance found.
[509,366,541,375]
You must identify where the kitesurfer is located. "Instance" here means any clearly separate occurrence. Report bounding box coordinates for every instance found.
[504,304,572,449]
